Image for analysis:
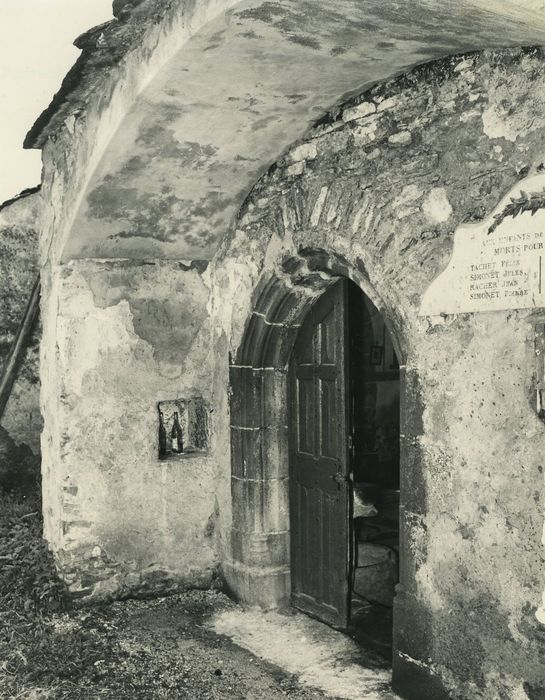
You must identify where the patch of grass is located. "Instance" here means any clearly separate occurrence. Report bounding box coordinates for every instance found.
[0,489,66,614]
[0,485,120,699]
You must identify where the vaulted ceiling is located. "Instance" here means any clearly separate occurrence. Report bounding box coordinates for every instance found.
[32,0,545,260]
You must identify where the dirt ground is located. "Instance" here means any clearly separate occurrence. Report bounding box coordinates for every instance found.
[2,590,342,700]
[0,488,352,699]
[0,488,395,700]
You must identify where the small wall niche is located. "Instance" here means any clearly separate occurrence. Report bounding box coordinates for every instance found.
[157,397,210,460]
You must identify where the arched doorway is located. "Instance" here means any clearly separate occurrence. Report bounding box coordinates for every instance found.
[288,277,400,656]
[227,250,402,657]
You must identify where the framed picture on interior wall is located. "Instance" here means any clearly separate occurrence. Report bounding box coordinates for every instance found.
[370,344,383,366]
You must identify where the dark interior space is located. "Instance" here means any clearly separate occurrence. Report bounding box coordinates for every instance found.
[348,282,400,660]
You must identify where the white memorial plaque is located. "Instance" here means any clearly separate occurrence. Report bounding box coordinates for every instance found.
[419,174,545,316]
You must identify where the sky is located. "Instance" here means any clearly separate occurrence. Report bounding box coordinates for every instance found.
[0,1,113,203]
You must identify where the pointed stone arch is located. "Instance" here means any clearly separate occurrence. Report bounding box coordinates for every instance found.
[225,247,407,607]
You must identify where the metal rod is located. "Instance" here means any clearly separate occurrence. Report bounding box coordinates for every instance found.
[0,273,41,421]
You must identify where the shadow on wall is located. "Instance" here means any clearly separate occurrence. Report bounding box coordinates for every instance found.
[0,190,43,492]
[0,425,40,494]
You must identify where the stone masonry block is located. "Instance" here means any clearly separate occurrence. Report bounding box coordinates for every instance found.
[229,365,264,428]
[230,426,263,480]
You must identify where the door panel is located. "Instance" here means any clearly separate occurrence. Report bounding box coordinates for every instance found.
[297,378,315,454]
[289,279,351,629]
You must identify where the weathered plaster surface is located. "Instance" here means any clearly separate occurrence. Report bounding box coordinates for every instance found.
[207,48,545,699]
[42,260,232,599]
[419,173,545,316]
[35,0,243,270]
[0,191,42,455]
[28,0,545,262]
[35,4,545,693]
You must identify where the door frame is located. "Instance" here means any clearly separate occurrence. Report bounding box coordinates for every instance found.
[226,250,405,618]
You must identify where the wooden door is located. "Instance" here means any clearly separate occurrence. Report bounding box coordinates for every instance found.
[289,279,351,629]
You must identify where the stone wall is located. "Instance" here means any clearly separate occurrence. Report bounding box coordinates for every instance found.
[0,190,42,488]
[41,45,545,699]
[212,47,545,699]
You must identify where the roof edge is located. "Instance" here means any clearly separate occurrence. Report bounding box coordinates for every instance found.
[23,25,115,150]
[24,0,173,150]
[0,186,42,213]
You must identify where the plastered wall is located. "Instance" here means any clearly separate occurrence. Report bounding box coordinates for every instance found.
[42,46,545,699]
[41,260,231,598]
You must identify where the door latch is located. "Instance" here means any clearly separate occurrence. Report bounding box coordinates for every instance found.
[347,434,355,458]
[331,472,349,490]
